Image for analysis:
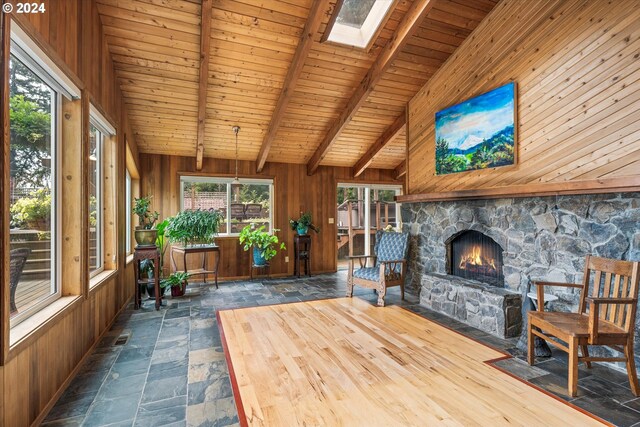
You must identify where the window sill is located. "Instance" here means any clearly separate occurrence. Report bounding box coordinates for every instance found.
[9,295,82,356]
[126,254,134,265]
[89,269,118,293]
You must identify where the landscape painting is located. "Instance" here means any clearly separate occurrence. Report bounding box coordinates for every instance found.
[435,82,516,175]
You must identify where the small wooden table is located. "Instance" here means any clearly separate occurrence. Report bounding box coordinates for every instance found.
[293,234,311,277]
[134,245,161,310]
[170,244,220,288]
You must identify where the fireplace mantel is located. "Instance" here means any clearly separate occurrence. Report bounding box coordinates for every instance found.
[396,176,640,203]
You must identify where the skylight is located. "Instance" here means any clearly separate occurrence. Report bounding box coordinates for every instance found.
[326,0,394,49]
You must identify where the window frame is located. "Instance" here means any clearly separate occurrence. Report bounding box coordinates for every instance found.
[125,169,132,255]
[88,105,116,280]
[179,176,275,237]
[324,0,395,49]
[8,51,64,327]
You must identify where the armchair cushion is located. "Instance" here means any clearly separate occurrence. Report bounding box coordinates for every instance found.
[353,267,380,281]
[374,231,409,267]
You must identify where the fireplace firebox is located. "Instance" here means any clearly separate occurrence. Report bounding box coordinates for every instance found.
[447,230,504,287]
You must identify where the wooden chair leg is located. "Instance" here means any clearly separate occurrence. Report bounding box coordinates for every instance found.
[568,337,579,397]
[580,345,592,369]
[377,283,386,307]
[527,323,535,366]
[400,281,405,300]
[624,339,639,396]
[346,276,354,298]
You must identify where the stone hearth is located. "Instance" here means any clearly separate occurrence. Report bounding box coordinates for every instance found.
[401,193,640,360]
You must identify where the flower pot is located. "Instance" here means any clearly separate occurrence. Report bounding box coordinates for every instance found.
[25,218,50,231]
[296,225,309,235]
[171,283,187,297]
[147,282,166,298]
[253,246,268,266]
[135,228,157,246]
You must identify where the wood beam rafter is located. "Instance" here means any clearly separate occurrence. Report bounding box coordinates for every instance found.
[352,112,405,177]
[256,0,330,173]
[306,0,434,175]
[394,161,406,180]
[195,0,212,171]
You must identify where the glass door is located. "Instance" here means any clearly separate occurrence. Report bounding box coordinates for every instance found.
[336,183,402,270]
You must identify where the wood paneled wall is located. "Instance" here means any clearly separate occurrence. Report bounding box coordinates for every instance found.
[0,1,138,426]
[406,0,640,195]
[140,155,401,279]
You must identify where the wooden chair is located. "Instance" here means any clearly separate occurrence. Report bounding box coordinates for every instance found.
[346,230,409,307]
[10,248,31,313]
[527,255,640,397]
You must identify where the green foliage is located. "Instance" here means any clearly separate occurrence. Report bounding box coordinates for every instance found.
[238,184,270,208]
[160,271,189,290]
[89,195,97,228]
[155,218,172,277]
[133,195,159,229]
[289,211,320,233]
[165,209,222,247]
[9,94,52,188]
[10,188,51,228]
[239,225,286,262]
[139,259,155,277]
[435,138,467,174]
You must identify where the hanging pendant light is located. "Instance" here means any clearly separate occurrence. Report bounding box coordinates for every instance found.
[231,125,241,185]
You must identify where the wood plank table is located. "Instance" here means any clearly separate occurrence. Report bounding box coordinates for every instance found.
[170,244,220,288]
[218,298,608,426]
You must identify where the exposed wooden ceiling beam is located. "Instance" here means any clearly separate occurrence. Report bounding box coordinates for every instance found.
[195,0,212,171]
[352,112,405,177]
[306,0,434,175]
[394,160,406,180]
[256,0,330,173]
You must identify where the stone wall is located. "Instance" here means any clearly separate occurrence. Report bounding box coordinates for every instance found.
[401,193,640,361]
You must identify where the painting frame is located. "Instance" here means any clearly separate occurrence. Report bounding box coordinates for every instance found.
[435,82,517,176]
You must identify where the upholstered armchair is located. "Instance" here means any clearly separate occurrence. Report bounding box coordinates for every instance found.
[346,230,409,307]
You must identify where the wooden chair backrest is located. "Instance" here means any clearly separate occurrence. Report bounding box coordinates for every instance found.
[578,255,640,333]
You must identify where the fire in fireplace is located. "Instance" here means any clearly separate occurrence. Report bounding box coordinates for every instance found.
[448,230,504,286]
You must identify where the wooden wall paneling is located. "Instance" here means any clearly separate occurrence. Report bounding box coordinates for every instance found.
[407,0,640,196]
[61,98,84,296]
[104,134,117,271]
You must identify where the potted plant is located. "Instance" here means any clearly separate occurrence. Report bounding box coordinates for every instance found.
[239,225,286,267]
[161,271,189,297]
[138,258,166,298]
[10,188,51,231]
[165,209,222,247]
[133,195,159,246]
[289,211,320,236]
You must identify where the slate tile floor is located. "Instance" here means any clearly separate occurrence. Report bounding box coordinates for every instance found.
[43,272,640,427]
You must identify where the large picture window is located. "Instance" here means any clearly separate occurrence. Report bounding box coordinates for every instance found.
[180,177,273,235]
[8,53,60,322]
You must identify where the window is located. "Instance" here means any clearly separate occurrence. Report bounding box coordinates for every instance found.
[89,107,116,278]
[125,169,132,255]
[180,177,273,235]
[326,0,394,48]
[8,47,65,323]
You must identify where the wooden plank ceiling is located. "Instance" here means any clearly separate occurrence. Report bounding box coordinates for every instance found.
[96,0,497,172]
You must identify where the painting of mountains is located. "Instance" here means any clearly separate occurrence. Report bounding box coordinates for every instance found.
[435,82,516,175]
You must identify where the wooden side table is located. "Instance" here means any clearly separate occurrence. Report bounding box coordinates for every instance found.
[249,248,270,280]
[170,244,220,289]
[134,246,161,310]
[294,234,311,277]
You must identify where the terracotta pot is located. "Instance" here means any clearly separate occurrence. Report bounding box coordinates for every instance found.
[135,228,157,247]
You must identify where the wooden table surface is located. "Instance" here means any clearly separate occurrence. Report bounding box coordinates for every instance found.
[218,297,608,427]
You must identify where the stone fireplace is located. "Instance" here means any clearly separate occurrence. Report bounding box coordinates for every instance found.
[401,193,640,344]
[447,230,504,287]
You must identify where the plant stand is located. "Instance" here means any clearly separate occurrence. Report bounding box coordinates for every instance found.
[249,248,270,280]
[134,246,161,310]
[170,244,220,289]
[293,234,311,277]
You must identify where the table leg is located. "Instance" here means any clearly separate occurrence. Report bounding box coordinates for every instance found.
[134,259,141,309]
[214,250,219,289]
[202,252,207,284]
[154,257,161,310]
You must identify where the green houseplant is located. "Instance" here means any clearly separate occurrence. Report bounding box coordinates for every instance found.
[289,211,320,236]
[133,195,159,246]
[165,209,222,247]
[239,225,286,266]
[161,271,189,297]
